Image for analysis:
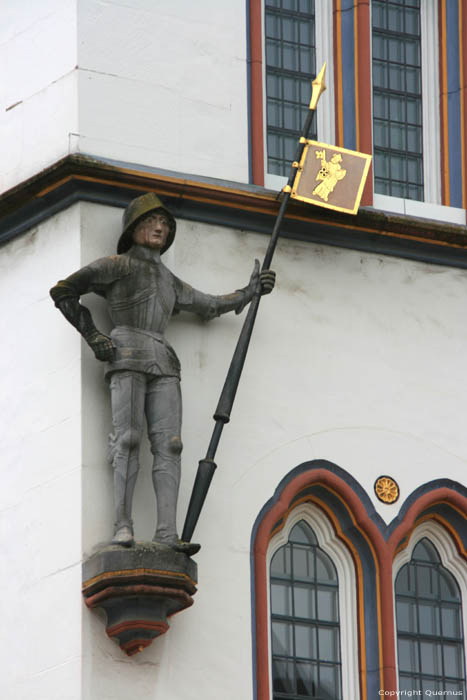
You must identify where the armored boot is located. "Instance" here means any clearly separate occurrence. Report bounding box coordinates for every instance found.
[151,471,200,556]
[111,441,140,547]
[152,470,179,547]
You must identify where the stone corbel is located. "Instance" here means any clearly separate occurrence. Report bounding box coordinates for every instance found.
[82,542,197,656]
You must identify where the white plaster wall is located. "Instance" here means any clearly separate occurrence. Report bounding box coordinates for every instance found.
[0,207,82,699]
[78,202,467,699]
[1,0,78,193]
[76,0,249,182]
[2,0,250,194]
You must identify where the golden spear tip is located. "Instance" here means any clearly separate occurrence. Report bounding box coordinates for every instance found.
[309,62,327,111]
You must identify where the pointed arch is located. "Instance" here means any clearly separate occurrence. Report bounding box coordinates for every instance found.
[251,460,390,700]
[393,522,467,694]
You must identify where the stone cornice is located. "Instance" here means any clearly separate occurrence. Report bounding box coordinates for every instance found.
[2,154,467,268]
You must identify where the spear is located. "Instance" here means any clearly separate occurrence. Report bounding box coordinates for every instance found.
[181,63,327,543]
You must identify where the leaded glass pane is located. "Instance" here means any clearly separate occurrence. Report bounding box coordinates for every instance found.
[294,583,315,619]
[439,570,459,601]
[398,638,419,672]
[317,587,338,622]
[390,123,405,150]
[375,151,390,178]
[420,640,442,675]
[389,95,405,121]
[373,61,388,89]
[295,623,317,659]
[418,602,440,636]
[388,5,403,32]
[422,678,442,694]
[374,93,389,118]
[374,120,389,148]
[405,7,420,33]
[318,663,342,699]
[391,181,406,197]
[407,125,422,153]
[318,626,340,662]
[296,660,317,695]
[445,681,466,693]
[273,659,295,693]
[444,643,464,678]
[271,544,292,577]
[271,582,293,615]
[390,154,405,181]
[315,550,337,583]
[299,0,313,12]
[400,674,420,691]
[442,606,461,639]
[397,599,417,633]
[372,0,423,199]
[291,521,317,545]
[265,0,316,175]
[293,545,313,579]
[267,100,281,128]
[272,620,294,655]
[375,178,389,194]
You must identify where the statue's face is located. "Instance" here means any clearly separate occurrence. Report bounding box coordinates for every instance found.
[132,211,170,250]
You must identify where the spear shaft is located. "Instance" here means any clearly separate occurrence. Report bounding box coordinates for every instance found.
[181,64,327,543]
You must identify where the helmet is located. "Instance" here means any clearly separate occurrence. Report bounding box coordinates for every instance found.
[117,192,176,254]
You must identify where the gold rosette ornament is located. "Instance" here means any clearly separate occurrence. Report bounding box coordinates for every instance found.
[374,476,400,504]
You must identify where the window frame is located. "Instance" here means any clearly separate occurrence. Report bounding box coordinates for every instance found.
[371,0,443,213]
[267,503,360,699]
[260,0,335,191]
[392,520,467,693]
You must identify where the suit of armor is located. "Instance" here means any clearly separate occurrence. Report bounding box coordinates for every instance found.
[51,193,275,551]
[50,243,254,548]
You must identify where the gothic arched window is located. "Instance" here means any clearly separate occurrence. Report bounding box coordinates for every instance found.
[270,520,342,699]
[395,537,466,695]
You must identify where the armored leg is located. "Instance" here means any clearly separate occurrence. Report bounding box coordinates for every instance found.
[108,371,146,545]
[145,376,182,546]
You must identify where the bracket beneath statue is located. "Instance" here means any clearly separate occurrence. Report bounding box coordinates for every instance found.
[82,542,197,656]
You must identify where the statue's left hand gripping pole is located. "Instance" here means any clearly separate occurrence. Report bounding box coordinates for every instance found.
[181,63,327,543]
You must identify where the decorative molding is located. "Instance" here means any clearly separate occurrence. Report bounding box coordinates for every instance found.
[251,462,388,700]
[392,519,467,691]
[268,503,360,700]
[393,519,467,589]
[251,461,467,700]
[315,0,336,148]
[1,154,467,270]
[82,543,197,656]
[421,0,441,204]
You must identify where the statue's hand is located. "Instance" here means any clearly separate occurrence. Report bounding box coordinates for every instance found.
[85,330,115,362]
[235,260,276,314]
[246,259,276,296]
[259,269,276,295]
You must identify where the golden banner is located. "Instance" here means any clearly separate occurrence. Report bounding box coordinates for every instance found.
[291,140,372,215]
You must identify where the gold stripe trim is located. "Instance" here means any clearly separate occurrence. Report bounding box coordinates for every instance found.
[83,567,196,589]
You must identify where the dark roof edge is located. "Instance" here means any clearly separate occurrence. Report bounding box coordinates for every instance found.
[1,154,467,269]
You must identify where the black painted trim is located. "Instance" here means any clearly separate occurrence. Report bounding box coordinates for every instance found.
[1,157,467,270]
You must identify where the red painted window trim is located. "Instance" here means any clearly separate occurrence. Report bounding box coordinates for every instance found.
[253,468,467,700]
[249,0,265,187]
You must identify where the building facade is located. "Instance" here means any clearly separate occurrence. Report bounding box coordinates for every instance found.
[1,1,466,699]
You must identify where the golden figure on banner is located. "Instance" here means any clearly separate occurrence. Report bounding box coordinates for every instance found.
[312,150,347,202]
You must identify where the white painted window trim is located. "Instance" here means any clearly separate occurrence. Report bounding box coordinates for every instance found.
[420,0,441,206]
[267,502,360,700]
[370,0,466,223]
[263,0,335,191]
[392,520,467,691]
